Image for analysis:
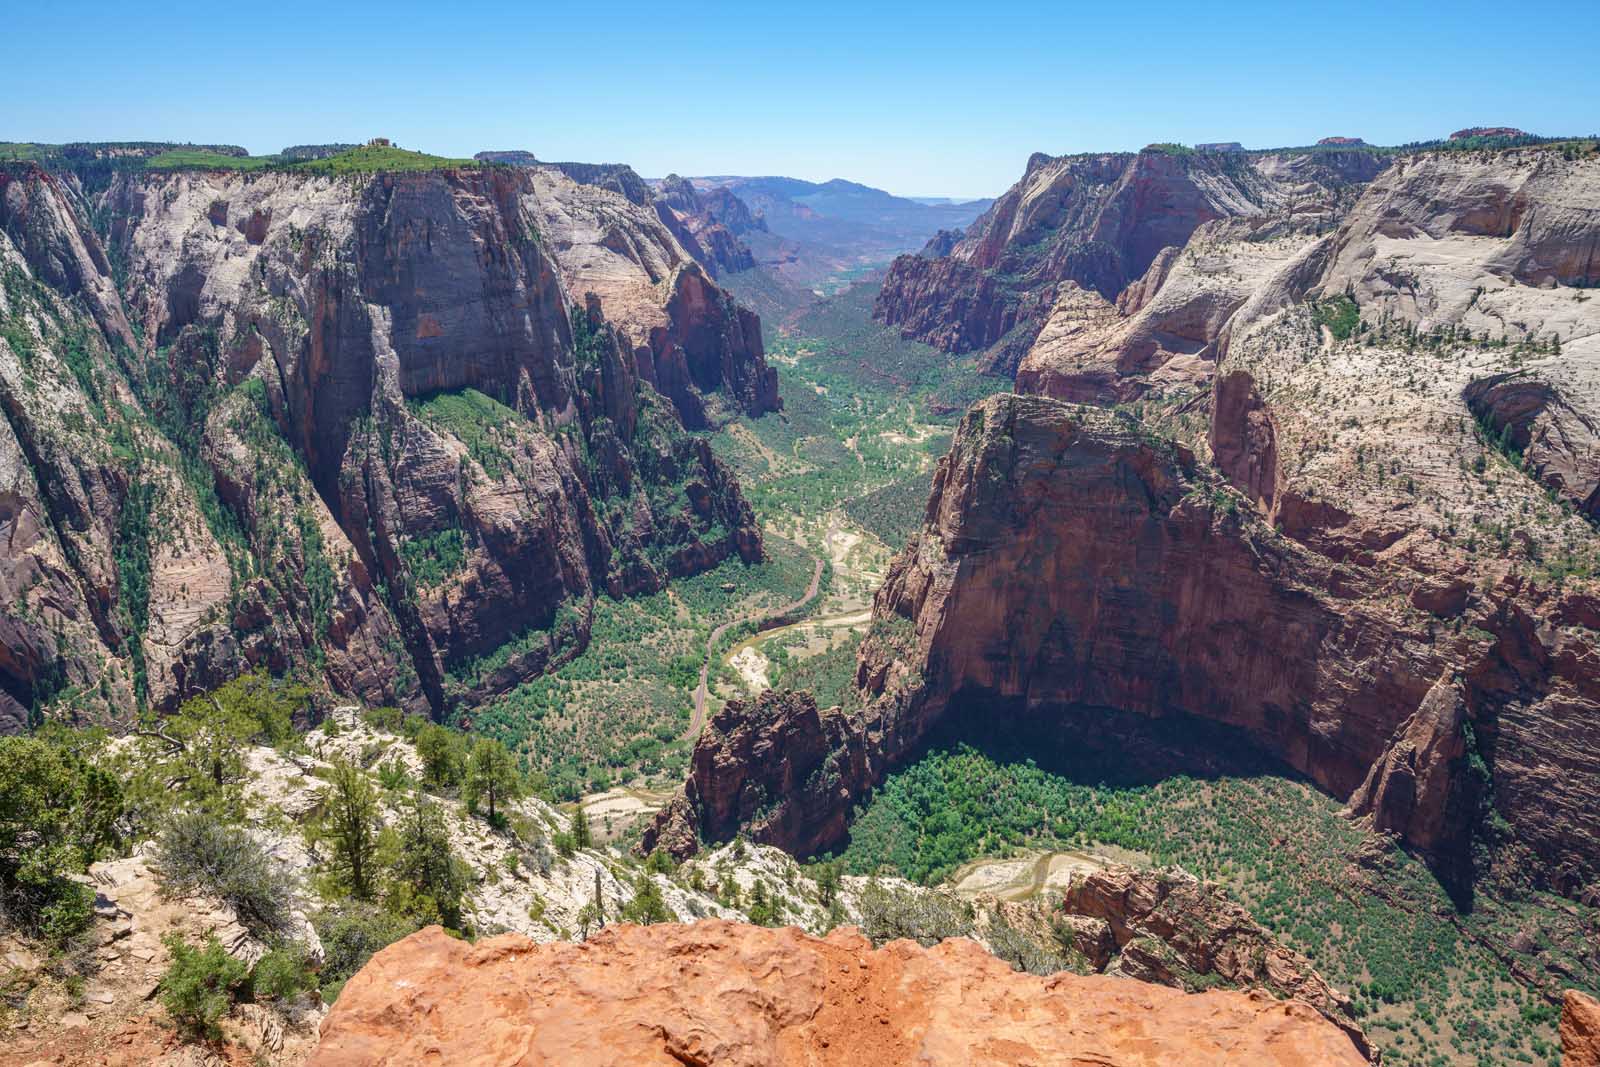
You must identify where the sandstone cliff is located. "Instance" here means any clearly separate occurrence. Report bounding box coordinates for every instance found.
[308,921,1371,1067]
[651,387,1600,905]
[875,147,1387,374]
[0,157,775,726]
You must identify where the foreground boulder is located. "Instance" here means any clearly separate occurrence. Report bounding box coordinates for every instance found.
[310,921,1369,1067]
[1567,990,1600,1067]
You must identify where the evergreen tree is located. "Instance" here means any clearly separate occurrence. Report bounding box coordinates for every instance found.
[318,758,381,899]
[414,724,463,789]
[572,805,592,849]
[387,790,469,928]
[463,737,522,822]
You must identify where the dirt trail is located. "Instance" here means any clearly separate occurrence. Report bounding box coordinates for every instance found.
[685,553,825,741]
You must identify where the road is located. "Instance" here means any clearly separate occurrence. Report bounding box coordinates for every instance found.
[684,554,825,742]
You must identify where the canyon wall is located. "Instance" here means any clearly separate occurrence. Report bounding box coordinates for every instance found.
[0,158,775,727]
[875,147,1387,375]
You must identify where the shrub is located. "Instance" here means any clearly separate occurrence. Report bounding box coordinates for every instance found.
[248,945,317,1003]
[619,873,671,925]
[0,734,122,947]
[151,811,296,937]
[361,705,405,733]
[854,881,974,947]
[414,724,464,789]
[158,933,248,1040]
[385,792,470,929]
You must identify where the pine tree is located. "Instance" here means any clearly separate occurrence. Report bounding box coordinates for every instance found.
[572,805,592,849]
[463,737,522,822]
[319,758,381,899]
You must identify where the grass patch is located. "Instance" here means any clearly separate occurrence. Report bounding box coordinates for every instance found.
[145,149,275,171]
[407,387,518,477]
[292,145,476,175]
[1314,294,1361,340]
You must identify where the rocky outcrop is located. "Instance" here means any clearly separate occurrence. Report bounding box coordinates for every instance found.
[866,394,1599,897]
[1016,216,1320,403]
[472,148,539,167]
[642,689,870,860]
[309,921,1371,1067]
[874,147,1387,374]
[0,158,772,724]
[1059,866,1372,1059]
[654,174,760,277]
[524,164,779,426]
[1451,127,1532,141]
[1463,372,1600,518]
[1565,989,1600,1067]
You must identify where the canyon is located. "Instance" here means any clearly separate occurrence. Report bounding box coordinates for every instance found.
[4,129,1600,1067]
[651,144,1600,912]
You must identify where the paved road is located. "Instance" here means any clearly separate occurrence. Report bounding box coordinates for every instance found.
[685,554,825,742]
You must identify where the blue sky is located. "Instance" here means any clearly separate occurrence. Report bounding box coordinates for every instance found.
[7,0,1596,199]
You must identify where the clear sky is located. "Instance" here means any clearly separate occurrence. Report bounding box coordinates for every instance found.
[6,0,1596,199]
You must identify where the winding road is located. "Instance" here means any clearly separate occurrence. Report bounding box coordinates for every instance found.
[684,553,826,742]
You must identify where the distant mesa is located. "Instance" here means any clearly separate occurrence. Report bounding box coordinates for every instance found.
[1450,126,1531,140]
[1195,141,1245,153]
[474,149,540,166]
[1317,136,1367,146]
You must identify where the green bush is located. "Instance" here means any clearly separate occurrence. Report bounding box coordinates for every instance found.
[385,792,470,929]
[151,811,296,937]
[414,724,466,789]
[1314,295,1361,341]
[248,945,317,1003]
[619,873,671,924]
[0,734,122,947]
[158,933,248,1039]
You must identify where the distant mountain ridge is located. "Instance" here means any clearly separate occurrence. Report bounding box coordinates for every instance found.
[688,174,990,247]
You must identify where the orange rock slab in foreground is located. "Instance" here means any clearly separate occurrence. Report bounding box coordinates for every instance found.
[310,920,1369,1067]
[1566,989,1600,1067]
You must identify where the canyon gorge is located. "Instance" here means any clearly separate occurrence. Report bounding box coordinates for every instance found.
[2,124,1598,1067]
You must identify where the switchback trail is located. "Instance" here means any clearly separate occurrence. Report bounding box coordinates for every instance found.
[685,552,825,742]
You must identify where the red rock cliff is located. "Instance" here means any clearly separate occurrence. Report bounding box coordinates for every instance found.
[309,921,1371,1067]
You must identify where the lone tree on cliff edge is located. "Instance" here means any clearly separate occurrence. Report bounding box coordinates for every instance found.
[463,737,523,823]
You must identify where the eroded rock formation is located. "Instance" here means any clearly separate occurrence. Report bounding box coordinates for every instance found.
[642,689,869,860]
[654,174,761,277]
[1058,866,1372,1059]
[308,921,1371,1067]
[875,147,1387,374]
[0,157,774,725]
